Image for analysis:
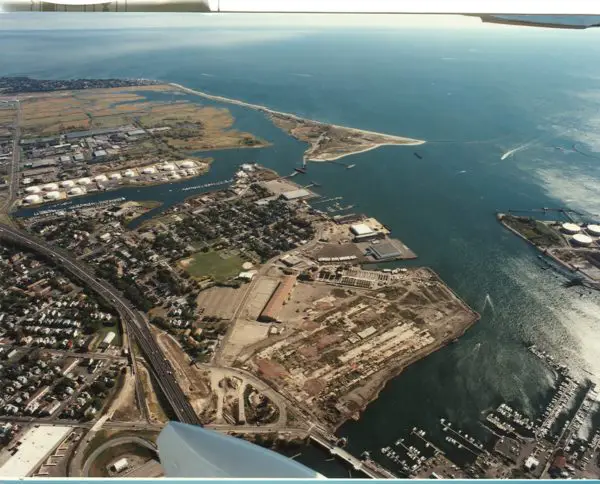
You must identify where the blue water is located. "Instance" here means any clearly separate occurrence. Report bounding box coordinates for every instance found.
[3,15,600,476]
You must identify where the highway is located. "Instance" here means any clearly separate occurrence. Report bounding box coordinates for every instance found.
[0,223,201,426]
[1,99,20,213]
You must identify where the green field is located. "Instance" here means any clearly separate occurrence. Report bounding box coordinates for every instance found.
[183,250,243,282]
[90,320,122,349]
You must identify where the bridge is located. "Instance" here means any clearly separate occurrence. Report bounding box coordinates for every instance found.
[309,432,397,479]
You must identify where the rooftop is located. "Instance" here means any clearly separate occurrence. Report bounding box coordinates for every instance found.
[350,223,375,236]
[0,426,72,477]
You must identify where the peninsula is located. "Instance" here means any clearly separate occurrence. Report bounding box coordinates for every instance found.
[498,211,600,290]
[170,83,425,162]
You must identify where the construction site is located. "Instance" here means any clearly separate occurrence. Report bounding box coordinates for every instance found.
[224,263,478,430]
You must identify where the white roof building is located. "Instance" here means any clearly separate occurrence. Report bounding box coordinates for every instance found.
[0,426,72,477]
[524,456,539,470]
[101,331,116,347]
[111,458,129,473]
[237,271,256,281]
[282,188,311,200]
[350,223,375,236]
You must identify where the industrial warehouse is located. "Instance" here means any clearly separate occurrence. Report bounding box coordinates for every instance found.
[258,275,297,323]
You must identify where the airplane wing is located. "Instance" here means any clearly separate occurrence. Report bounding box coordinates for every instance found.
[157,422,325,478]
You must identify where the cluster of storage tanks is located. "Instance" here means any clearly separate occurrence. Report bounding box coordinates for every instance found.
[561,222,600,246]
[22,160,200,205]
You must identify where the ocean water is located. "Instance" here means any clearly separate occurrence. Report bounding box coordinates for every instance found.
[2,15,600,476]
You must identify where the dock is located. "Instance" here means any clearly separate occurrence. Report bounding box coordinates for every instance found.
[309,432,397,479]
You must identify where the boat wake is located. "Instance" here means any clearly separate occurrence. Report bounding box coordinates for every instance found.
[500,141,536,160]
[502,130,570,160]
[482,293,495,313]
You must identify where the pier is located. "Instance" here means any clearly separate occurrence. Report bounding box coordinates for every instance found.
[309,432,397,479]
[181,178,233,192]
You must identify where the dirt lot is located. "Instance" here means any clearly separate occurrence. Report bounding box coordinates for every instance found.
[196,286,246,320]
[247,269,479,429]
[278,282,342,323]
[108,367,142,422]
[219,319,270,366]
[312,242,363,260]
[138,365,168,424]
[260,178,307,196]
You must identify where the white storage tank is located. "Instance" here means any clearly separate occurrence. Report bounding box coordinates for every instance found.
[45,191,61,200]
[24,194,42,204]
[123,170,136,178]
[42,183,59,192]
[60,180,75,188]
[141,167,156,175]
[24,186,41,194]
[586,224,600,237]
[109,173,122,180]
[572,233,593,246]
[69,187,85,196]
[159,163,176,171]
[94,174,108,182]
[561,222,581,234]
[180,160,196,169]
[77,177,92,185]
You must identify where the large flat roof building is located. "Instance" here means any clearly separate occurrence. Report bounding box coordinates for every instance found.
[282,189,311,201]
[350,223,374,236]
[258,275,297,323]
[369,241,402,260]
[0,426,72,477]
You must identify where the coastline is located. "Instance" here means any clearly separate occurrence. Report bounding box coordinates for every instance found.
[169,82,425,161]
[497,213,600,290]
[307,141,424,163]
[332,267,480,431]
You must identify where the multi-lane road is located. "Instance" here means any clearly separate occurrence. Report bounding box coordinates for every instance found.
[0,223,201,426]
[1,99,21,213]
